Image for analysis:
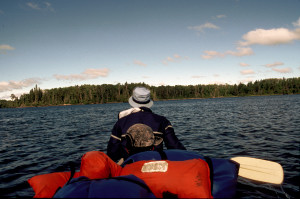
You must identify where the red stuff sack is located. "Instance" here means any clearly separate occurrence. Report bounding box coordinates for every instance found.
[27,171,80,198]
[28,151,122,198]
[120,158,213,198]
[79,151,121,178]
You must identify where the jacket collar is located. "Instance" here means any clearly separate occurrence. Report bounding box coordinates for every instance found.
[140,107,152,113]
[118,107,153,119]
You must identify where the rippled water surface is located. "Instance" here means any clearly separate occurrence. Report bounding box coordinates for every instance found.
[0,95,299,198]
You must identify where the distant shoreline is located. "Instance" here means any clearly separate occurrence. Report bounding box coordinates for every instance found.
[1,77,299,109]
[9,93,299,109]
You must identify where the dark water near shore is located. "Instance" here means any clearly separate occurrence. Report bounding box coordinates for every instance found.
[0,95,299,198]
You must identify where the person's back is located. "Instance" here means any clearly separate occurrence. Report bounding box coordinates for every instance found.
[107,87,186,162]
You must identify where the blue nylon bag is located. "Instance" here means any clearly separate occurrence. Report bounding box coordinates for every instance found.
[53,175,156,198]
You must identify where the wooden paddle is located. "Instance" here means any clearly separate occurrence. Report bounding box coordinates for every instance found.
[231,157,284,185]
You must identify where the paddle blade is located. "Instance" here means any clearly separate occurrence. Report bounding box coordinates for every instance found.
[231,157,284,185]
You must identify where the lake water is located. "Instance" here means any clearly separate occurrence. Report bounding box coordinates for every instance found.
[0,95,299,198]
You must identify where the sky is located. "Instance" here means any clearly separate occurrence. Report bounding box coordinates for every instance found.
[0,0,300,100]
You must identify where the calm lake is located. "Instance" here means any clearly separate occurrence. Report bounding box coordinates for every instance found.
[0,95,299,198]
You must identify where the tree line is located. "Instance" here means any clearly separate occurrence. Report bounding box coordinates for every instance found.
[1,77,299,108]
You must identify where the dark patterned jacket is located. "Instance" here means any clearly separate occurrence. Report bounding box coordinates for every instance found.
[107,107,186,162]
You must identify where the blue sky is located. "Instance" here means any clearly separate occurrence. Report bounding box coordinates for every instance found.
[0,0,300,100]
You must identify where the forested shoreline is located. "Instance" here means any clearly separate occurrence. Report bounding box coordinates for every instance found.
[1,77,299,108]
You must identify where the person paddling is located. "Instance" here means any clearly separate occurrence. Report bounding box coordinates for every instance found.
[107,86,186,163]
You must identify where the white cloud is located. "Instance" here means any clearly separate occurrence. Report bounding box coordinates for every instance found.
[226,47,254,56]
[134,60,147,67]
[167,57,174,62]
[216,15,226,19]
[0,44,15,53]
[162,54,188,65]
[27,2,55,12]
[209,80,227,85]
[272,67,292,73]
[240,77,254,84]
[158,82,166,86]
[27,2,41,10]
[201,50,224,59]
[0,45,14,50]
[239,62,250,67]
[239,28,300,46]
[0,78,42,92]
[188,22,220,33]
[240,69,255,75]
[174,54,181,59]
[202,47,253,59]
[264,62,284,68]
[83,68,109,77]
[293,17,300,27]
[54,68,109,81]
[44,2,55,12]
